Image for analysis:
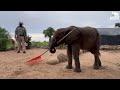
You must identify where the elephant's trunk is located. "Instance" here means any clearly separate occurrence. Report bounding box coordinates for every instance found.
[49,46,56,53]
[49,38,56,53]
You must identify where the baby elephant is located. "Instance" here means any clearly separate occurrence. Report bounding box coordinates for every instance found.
[49,26,101,72]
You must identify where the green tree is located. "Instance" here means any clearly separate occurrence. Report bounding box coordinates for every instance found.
[0,27,11,51]
[43,27,55,43]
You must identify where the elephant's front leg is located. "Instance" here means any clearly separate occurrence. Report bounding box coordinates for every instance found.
[72,44,81,72]
[66,44,73,69]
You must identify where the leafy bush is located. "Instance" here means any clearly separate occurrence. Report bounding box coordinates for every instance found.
[56,44,67,49]
[31,41,67,49]
[0,27,11,51]
[31,41,49,48]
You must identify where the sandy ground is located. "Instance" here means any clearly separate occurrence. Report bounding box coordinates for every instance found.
[0,48,120,79]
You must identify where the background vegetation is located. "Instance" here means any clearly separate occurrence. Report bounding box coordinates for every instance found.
[0,27,11,51]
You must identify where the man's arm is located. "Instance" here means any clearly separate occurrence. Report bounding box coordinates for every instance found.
[24,27,27,42]
[24,27,27,37]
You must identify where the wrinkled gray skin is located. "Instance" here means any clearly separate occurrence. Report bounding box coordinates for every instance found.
[49,26,101,72]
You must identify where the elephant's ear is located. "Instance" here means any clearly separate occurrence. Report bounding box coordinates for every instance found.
[64,27,80,44]
[64,26,75,35]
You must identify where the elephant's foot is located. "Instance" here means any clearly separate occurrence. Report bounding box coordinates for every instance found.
[93,64,100,69]
[66,65,73,69]
[99,62,102,67]
[74,67,81,72]
[99,63,102,67]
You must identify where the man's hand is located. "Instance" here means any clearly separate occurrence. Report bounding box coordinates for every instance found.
[24,37,27,42]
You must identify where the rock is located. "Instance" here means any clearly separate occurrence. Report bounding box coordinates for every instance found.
[46,58,59,65]
[57,53,68,62]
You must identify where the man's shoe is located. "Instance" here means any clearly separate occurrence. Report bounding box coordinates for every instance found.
[23,51,26,53]
[17,51,20,53]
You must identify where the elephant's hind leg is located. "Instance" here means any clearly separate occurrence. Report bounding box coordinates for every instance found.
[93,53,101,69]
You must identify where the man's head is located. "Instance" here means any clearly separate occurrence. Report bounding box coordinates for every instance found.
[19,22,23,27]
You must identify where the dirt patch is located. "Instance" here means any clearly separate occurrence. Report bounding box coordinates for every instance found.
[0,48,120,79]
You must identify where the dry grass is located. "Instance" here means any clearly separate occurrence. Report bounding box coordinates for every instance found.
[0,48,120,79]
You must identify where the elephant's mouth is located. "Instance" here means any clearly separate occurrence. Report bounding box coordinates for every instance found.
[50,47,56,53]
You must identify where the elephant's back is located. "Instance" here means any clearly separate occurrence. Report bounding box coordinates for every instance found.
[79,27,100,50]
[79,27,98,34]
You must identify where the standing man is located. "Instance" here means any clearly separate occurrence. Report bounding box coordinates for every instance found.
[15,22,27,53]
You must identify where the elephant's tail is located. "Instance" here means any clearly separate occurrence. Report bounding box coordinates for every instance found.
[96,32,101,57]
